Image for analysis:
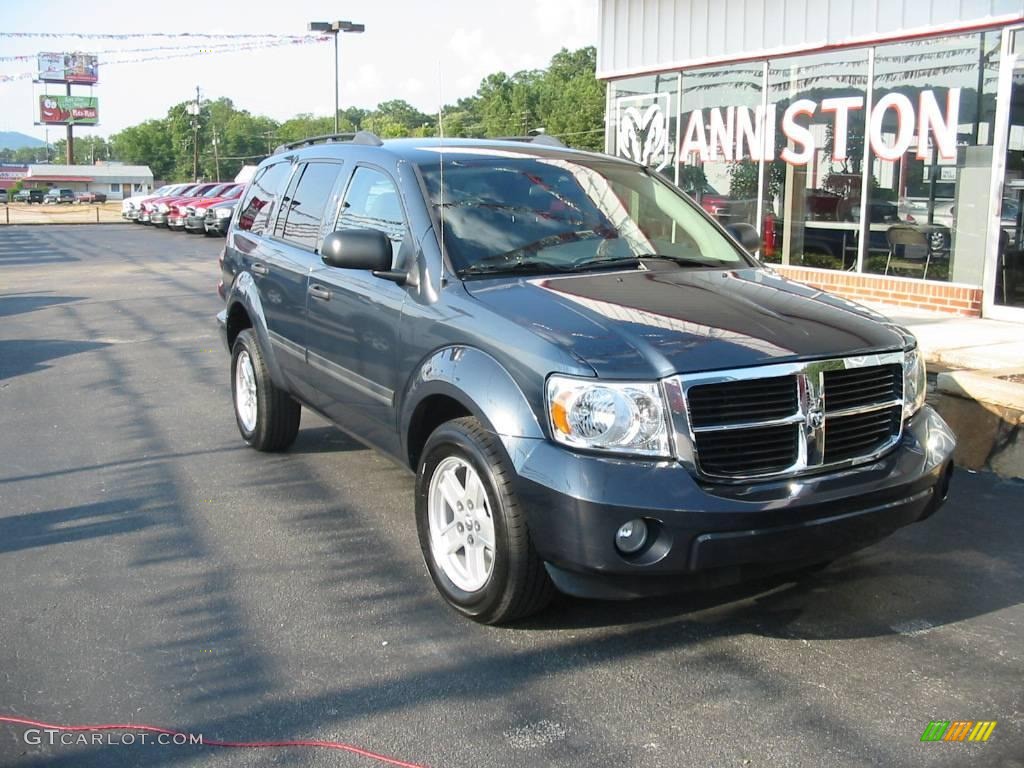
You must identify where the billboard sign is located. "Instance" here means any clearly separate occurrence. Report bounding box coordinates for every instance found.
[0,165,29,181]
[38,95,99,125]
[37,52,99,84]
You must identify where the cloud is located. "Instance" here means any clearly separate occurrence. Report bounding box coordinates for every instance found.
[532,0,597,51]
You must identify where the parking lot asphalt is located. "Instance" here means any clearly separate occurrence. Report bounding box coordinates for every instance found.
[0,225,1022,768]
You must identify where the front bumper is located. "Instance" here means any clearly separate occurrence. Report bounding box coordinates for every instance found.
[510,406,956,598]
[205,216,230,236]
[151,211,169,226]
[185,214,207,232]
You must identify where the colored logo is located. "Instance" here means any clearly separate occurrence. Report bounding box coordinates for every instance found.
[920,720,997,742]
[615,93,671,171]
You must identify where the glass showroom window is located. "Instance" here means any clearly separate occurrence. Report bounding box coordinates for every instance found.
[767,49,870,269]
[608,73,680,184]
[864,33,1000,284]
[678,63,768,249]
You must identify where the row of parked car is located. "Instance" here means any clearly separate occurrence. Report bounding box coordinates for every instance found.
[0,188,108,204]
[120,181,242,236]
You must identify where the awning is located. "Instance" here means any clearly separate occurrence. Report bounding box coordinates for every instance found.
[27,175,95,182]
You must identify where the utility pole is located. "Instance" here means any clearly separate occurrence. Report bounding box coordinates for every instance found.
[211,124,221,182]
[191,85,200,181]
[66,81,74,163]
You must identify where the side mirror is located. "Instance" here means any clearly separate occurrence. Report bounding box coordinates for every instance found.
[321,229,393,271]
[725,222,761,254]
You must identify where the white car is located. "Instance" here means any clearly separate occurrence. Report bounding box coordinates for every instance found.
[121,185,179,221]
[899,197,954,228]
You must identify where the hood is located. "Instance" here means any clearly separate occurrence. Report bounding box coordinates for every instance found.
[464,264,906,378]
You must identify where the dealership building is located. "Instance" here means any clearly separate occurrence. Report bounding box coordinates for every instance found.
[8,162,154,200]
[598,0,1024,320]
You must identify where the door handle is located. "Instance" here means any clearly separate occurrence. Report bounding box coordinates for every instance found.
[251,262,269,276]
[308,284,332,301]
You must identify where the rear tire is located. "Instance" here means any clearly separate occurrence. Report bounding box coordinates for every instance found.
[415,417,554,624]
[230,329,300,451]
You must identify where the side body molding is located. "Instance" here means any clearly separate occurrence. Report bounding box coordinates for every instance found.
[225,270,287,388]
[400,346,546,460]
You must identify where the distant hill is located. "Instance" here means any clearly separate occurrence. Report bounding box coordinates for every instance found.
[0,132,46,150]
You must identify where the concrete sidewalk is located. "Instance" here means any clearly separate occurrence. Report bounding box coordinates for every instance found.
[866,303,1023,372]
[867,302,1024,478]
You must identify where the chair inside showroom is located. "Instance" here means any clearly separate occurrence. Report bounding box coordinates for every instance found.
[884,225,931,279]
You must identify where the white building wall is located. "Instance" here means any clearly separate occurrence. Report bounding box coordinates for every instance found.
[597,0,1024,78]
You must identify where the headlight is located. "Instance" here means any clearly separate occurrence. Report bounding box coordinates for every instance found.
[215,206,234,218]
[903,346,927,417]
[547,375,670,457]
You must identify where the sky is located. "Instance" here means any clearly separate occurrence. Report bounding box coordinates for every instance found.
[0,0,597,143]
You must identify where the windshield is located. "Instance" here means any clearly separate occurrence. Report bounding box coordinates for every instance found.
[417,152,752,276]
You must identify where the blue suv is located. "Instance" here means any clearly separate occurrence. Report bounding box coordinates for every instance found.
[217,132,956,624]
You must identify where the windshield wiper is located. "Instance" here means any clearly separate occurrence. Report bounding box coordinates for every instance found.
[460,260,578,277]
[632,253,724,268]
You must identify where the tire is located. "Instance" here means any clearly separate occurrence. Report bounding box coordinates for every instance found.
[415,417,553,624]
[230,329,301,451]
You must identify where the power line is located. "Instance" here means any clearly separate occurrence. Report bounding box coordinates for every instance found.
[0,38,328,82]
[0,41,321,62]
[0,31,322,40]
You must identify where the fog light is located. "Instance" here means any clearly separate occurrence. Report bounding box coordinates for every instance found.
[615,519,648,554]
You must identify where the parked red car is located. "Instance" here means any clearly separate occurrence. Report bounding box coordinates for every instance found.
[138,184,202,225]
[147,184,220,227]
[182,184,243,233]
[76,191,108,204]
[168,183,238,231]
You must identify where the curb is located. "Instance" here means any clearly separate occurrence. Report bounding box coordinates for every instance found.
[930,367,1024,480]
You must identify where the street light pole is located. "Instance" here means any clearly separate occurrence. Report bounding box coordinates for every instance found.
[309,20,365,134]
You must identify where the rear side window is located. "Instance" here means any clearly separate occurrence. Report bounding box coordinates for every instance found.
[336,167,406,260]
[277,162,343,251]
[237,162,293,235]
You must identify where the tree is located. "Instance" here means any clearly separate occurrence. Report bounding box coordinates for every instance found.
[89,46,607,175]
[110,119,176,179]
[51,135,111,165]
[535,47,605,151]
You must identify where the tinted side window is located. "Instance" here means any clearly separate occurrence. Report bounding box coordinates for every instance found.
[337,167,406,260]
[278,162,343,251]
[237,162,292,235]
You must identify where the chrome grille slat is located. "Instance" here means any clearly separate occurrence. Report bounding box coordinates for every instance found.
[687,375,797,428]
[666,352,906,481]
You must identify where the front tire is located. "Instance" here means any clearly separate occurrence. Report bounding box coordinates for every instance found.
[230,329,301,451]
[415,417,553,624]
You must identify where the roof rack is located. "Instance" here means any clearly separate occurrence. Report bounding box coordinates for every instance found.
[494,134,567,148]
[274,130,383,154]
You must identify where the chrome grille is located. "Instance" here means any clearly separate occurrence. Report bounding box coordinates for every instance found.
[688,375,797,428]
[823,406,902,463]
[666,352,906,481]
[823,364,903,412]
[694,423,799,476]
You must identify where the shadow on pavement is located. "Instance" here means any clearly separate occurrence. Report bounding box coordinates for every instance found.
[0,498,156,555]
[0,293,81,319]
[0,339,109,380]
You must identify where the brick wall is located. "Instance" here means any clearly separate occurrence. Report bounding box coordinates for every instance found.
[774,266,983,317]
